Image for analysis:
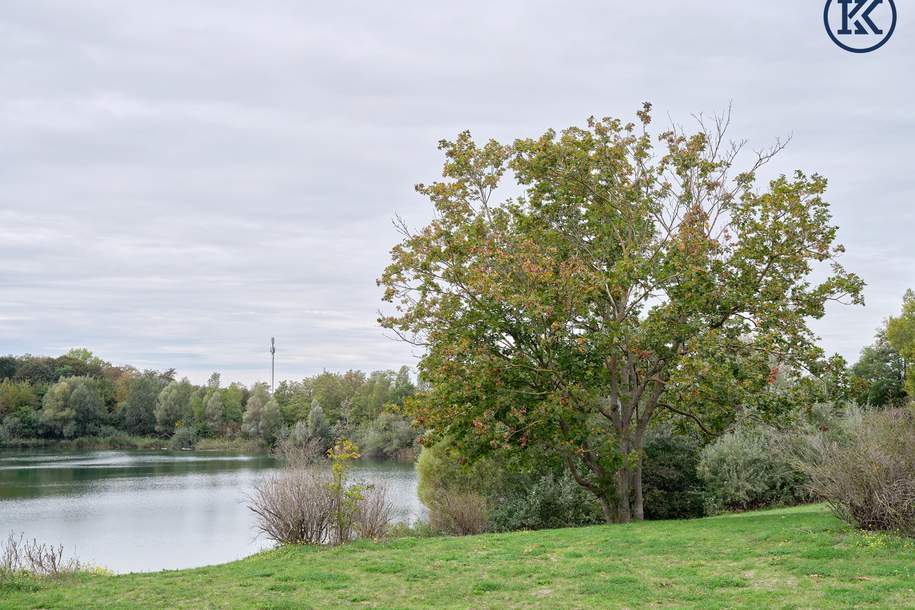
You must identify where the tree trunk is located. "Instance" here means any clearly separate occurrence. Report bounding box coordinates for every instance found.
[630,429,646,521]
[615,467,632,523]
[632,457,644,521]
[598,497,615,524]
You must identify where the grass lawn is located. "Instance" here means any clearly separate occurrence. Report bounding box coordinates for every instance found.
[2,504,913,609]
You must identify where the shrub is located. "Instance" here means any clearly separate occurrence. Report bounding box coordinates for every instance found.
[248,439,396,546]
[488,473,603,531]
[642,426,706,520]
[248,468,334,545]
[698,425,809,513]
[417,438,601,533]
[1,533,85,579]
[427,491,488,536]
[169,426,197,450]
[416,439,504,508]
[800,408,915,536]
[355,483,396,540]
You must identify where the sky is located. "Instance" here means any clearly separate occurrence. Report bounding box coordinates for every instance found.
[1,1,913,384]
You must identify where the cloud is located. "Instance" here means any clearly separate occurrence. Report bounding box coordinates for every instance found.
[1,0,913,382]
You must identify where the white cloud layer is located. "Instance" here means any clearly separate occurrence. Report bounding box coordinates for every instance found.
[1,1,913,383]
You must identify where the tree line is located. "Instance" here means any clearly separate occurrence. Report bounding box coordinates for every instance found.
[0,350,418,458]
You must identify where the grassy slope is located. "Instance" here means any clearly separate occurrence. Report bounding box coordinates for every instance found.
[2,505,913,609]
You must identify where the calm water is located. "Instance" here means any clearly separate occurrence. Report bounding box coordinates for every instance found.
[0,450,423,573]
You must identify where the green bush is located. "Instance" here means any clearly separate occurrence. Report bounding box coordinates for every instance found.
[698,424,809,513]
[487,472,603,531]
[417,439,602,533]
[0,407,40,442]
[169,426,198,450]
[642,426,706,520]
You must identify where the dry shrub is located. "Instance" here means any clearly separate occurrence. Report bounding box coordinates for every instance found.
[248,468,334,545]
[800,408,915,537]
[248,461,397,545]
[428,491,488,536]
[355,483,396,540]
[1,533,84,578]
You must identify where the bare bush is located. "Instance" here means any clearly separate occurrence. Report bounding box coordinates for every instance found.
[1,532,84,578]
[248,468,334,545]
[800,408,915,537]
[355,483,396,540]
[428,491,488,536]
[249,445,398,546]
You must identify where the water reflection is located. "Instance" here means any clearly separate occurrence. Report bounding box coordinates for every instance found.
[0,450,424,573]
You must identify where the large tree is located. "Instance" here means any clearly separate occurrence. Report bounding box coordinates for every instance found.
[380,106,863,523]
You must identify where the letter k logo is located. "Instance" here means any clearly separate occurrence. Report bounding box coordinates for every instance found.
[837,0,884,35]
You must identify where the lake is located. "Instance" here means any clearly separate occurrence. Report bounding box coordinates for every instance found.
[0,450,424,573]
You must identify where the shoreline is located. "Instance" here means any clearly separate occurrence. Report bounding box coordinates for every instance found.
[0,436,264,453]
[0,438,419,463]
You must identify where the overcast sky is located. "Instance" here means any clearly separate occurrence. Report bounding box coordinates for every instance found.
[1,1,912,384]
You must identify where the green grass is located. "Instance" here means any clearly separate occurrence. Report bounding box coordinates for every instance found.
[2,505,913,609]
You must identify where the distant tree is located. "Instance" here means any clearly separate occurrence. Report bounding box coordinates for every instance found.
[121,372,162,435]
[64,348,108,369]
[311,372,352,422]
[190,389,207,428]
[241,383,270,440]
[40,377,105,438]
[13,357,56,385]
[0,356,18,380]
[392,366,416,405]
[154,378,194,435]
[205,392,226,435]
[52,350,106,380]
[849,331,906,408]
[69,381,106,436]
[0,379,38,419]
[222,383,246,428]
[207,372,221,391]
[273,380,310,424]
[260,399,284,445]
[111,366,138,405]
[306,401,333,450]
[39,379,76,438]
[357,411,416,459]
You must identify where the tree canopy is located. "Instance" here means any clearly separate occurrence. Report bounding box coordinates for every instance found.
[380,105,863,522]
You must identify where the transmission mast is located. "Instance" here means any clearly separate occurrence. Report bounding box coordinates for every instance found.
[270,337,276,392]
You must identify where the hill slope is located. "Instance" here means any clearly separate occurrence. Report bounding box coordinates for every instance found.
[2,505,913,609]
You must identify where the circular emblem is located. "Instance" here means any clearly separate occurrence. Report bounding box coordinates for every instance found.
[824,0,897,53]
